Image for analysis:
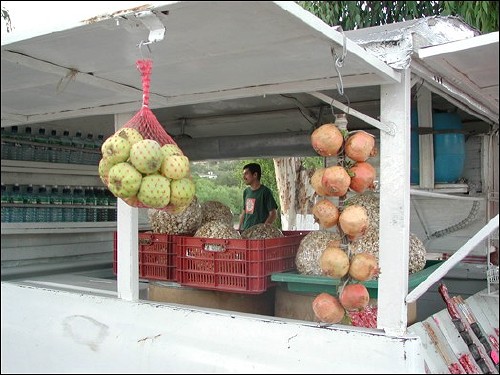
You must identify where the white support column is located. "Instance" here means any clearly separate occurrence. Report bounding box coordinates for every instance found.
[416,87,434,188]
[378,68,411,335]
[114,113,139,301]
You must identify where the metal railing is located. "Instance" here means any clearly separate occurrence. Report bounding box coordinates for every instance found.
[406,214,499,304]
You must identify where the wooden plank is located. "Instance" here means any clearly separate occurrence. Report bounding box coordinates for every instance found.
[466,295,499,343]
[433,310,482,373]
[453,296,498,373]
[477,294,500,326]
[408,321,455,373]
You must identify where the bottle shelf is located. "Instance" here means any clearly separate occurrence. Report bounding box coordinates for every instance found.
[1,222,151,235]
[1,160,102,186]
[1,221,118,234]
[1,203,116,209]
[1,137,101,154]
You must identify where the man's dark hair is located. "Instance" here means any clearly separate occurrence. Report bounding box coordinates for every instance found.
[243,163,261,180]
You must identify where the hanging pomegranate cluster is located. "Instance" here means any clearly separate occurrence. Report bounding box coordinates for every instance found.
[308,116,380,325]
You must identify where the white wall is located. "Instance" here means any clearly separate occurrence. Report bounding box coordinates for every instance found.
[1,281,425,373]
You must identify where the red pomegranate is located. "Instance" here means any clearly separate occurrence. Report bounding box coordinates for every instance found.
[339,204,369,240]
[322,166,351,197]
[345,130,376,162]
[319,246,350,278]
[310,168,331,196]
[311,124,344,157]
[312,292,345,323]
[312,199,339,229]
[349,161,376,193]
[349,252,380,281]
[339,283,370,311]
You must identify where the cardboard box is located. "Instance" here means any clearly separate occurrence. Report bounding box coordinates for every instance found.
[148,281,275,315]
[274,287,417,325]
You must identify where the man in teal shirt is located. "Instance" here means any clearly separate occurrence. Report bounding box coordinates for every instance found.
[238,163,278,231]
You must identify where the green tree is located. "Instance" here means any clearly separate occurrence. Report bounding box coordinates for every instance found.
[1,6,12,33]
[193,175,241,215]
[298,1,498,33]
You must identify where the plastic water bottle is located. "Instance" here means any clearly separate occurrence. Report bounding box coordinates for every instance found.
[1,183,11,223]
[82,133,95,165]
[34,128,49,162]
[106,189,117,221]
[84,186,97,222]
[70,131,85,164]
[50,185,63,222]
[95,187,109,222]
[1,127,9,160]
[48,129,60,163]
[10,183,24,222]
[61,186,74,222]
[36,185,50,222]
[58,130,72,164]
[21,126,35,161]
[94,134,105,164]
[23,184,38,222]
[72,186,86,222]
[8,126,21,160]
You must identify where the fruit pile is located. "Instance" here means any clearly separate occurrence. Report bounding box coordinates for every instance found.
[98,127,195,212]
[305,114,381,325]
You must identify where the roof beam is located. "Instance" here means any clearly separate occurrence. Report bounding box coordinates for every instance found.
[308,91,395,135]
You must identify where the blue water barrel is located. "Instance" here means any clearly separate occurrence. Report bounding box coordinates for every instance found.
[410,109,420,184]
[433,112,465,183]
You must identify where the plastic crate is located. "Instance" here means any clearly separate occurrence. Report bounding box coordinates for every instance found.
[113,231,177,281]
[175,231,308,294]
[271,260,443,298]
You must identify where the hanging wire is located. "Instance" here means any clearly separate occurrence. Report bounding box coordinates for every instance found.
[330,26,347,96]
[329,94,351,120]
[329,27,351,120]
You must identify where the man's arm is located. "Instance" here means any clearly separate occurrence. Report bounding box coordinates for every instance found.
[238,209,245,230]
[264,208,277,225]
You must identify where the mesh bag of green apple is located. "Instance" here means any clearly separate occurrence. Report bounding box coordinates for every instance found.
[98,59,195,213]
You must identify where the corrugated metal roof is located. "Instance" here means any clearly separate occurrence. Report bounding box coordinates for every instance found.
[347,17,499,126]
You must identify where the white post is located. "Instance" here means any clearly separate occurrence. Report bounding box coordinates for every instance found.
[114,112,139,301]
[378,68,411,335]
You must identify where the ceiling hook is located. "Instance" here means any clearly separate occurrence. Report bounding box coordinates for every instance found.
[137,40,152,60]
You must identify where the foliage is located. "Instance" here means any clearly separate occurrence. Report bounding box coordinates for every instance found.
[1,6,12,33]
[302,156,325,170]
[298,1,498,33]
[192,157,323,214]
[193,175,241,216]
[193,159,284,228]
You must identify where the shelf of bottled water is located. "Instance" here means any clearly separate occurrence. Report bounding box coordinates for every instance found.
[1,183,117,223]
[1,126,104,165]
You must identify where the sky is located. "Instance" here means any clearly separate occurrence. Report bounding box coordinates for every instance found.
[1,1,173,45]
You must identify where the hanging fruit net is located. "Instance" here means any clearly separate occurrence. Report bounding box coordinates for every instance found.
[98,59,195,213]
[123,59,176,145]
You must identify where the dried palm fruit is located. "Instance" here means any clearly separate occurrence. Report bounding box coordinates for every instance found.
[194,220,241,239]
[148,196,202,235]
[346,192,426,274]
[241,223,284,239]
[200,200,234,226]
[295,230,342,275]
[349,229,427,274]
